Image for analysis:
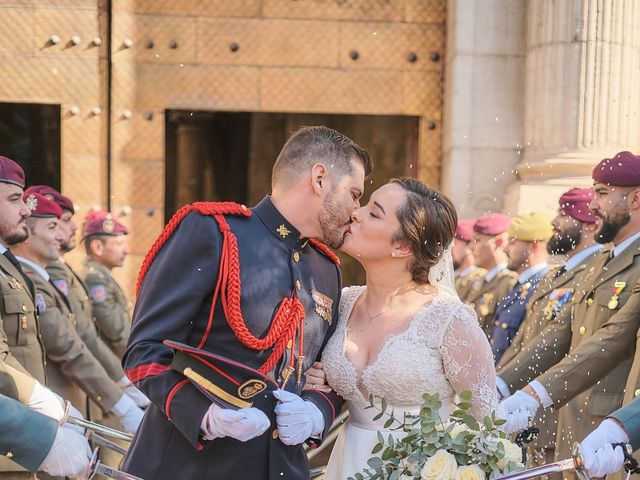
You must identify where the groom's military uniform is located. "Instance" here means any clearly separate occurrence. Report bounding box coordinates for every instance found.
[123,197,343,480]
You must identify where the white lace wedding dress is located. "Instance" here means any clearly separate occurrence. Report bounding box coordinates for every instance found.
[321,285,497,480]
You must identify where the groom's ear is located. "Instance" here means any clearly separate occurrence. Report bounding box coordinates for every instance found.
[310,163,329,196]
[391,242,412,259]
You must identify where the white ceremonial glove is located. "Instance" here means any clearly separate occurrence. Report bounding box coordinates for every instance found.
[273,389,324,445]
[39,426,92,477]
[26,381,65,421]
[581,418,629,477]
[110,393,144,433]
[500,390,540,417]
[497,407,531,435]
[584,444,626,478]
[496,376,511,401]
[200,403,270,442]
[118,376,151,408]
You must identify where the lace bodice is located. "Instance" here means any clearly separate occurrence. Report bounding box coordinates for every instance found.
[322,285,497,420]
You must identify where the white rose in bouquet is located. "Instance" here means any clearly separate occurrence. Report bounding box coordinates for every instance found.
[421,450,458,480]
[496,440,522,470]
[455,465,486,480]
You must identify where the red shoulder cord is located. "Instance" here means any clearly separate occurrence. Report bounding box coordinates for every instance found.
[136,202,309,376]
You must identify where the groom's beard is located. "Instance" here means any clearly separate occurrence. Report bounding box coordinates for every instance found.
[318,194,349,249]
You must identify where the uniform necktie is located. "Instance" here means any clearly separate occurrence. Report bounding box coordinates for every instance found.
[3,250,35,298]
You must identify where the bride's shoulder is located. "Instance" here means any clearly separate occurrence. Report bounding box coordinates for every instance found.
[339,285,365,309]
[427,288,480,328]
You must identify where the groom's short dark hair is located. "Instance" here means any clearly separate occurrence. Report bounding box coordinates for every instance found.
[272,126,372,188]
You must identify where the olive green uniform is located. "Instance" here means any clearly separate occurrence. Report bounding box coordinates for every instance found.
[466,265,517,336]
[20,260,123,414]
[82,260,131,358]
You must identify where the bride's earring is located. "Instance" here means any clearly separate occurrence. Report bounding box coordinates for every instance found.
[391,252,396,258]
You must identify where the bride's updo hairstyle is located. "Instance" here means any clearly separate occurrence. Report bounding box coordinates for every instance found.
[390,177,457,284]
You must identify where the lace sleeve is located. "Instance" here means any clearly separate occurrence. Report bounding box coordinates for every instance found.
[440,304,498,420]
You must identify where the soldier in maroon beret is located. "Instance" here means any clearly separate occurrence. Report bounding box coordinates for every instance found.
[466,213,518,336]
[12,193,145,437]
[497,151,640,470]
[28,187,149,452]
[81,211,132,358]
[453,220,486,302]
[495,187,603,465]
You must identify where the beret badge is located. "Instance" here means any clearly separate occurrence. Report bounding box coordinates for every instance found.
[25,194,38,212]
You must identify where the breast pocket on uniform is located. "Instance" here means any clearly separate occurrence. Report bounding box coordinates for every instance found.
[2,293,35,346]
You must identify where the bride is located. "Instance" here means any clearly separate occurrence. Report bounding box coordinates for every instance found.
[305,178,497,479]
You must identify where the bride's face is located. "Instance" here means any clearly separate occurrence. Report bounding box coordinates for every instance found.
[340,182,406,260]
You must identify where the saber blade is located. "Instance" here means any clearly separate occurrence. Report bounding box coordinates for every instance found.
[495,458,576,480]
[88,432,128,456]
[91,462,144,480]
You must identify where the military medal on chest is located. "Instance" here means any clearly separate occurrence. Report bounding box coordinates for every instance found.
[608,281,626,310]
[8,277,22,290]
[479,293,494,317]
[519,281,532,299]
[543,288,574,320]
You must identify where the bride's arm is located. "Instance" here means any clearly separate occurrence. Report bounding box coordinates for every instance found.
[440,305,498,421]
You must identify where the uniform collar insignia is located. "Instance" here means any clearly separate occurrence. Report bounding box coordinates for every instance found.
[254,196,307,249]
[277,224,291,238]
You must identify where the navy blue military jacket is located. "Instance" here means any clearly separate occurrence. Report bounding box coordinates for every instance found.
[122,197,343,480]
[490,266,549,364]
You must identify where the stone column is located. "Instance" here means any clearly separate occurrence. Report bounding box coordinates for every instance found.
[172,112,215,207]
[506,0,640,213]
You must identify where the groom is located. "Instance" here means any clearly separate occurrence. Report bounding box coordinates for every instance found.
[122,126,372,479]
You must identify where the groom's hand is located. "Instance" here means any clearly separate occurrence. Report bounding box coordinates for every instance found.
[274,389,324,445]
[200,403,270,442]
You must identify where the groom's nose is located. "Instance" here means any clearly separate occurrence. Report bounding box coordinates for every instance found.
[351,208,362,223]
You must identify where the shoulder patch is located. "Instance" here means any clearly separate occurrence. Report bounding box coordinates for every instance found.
[89,285,107,303]
[309,238,340,265]
[35,293,46,312]
[52,279,69,296]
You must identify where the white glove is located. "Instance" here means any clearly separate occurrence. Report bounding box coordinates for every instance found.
[26,382,64,421]
[496,376,511,401]
[497,407,531,434]
[500,390,540,417]
[39,426,92,477]
[200,403,270,442]
[118,376,150,408]
[274,389,324,445]
[581,418,629,477]
[111,393,144,433]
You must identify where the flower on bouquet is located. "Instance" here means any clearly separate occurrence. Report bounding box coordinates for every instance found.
[346,391,526,480]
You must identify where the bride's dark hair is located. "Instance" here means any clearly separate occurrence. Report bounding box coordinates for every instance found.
[390,177,458,284]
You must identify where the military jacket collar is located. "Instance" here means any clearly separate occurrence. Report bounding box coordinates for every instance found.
[253,196,309,250]
[575,235,640,302]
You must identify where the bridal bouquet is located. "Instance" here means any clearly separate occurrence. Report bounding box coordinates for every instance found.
[347,392,525,480]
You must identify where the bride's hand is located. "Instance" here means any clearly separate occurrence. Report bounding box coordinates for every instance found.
[303,362,332,393]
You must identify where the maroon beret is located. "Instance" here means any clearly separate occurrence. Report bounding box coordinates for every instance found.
[24,193,62,219]
[83,210,128,237]
[592,151,640,186]
[559,187,596,224]
[25,185,74,214]
[0,156,26,188]
[455,220,476,242]
[473,213,511,236]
